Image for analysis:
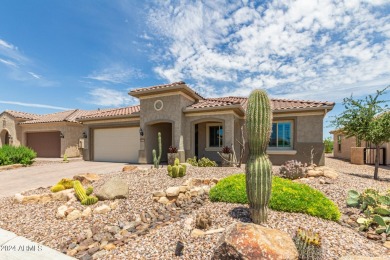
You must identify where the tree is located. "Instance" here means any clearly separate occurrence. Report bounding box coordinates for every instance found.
[332,86,389,180]
[324,137,333,153]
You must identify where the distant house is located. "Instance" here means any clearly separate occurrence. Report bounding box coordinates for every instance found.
[330,130,389,165]
[1,82,334,165]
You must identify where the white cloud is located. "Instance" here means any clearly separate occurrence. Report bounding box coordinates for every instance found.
[87,87,135,107]
[0,58,18,67]
[145,0,390,102]
[86,65,144,84]
[28,72,41,79]
[0,100,71,110]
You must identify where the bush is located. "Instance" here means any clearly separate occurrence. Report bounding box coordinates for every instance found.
[168,146,178,153]
[324,137,333,153]
[0,145,36,166]
[279,160,306,180]
[186,156,218,167]
[209,174,341,221]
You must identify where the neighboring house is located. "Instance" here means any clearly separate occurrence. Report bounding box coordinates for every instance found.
[330,130,389,165]
[0,82,334,165]
[0,109,97,158]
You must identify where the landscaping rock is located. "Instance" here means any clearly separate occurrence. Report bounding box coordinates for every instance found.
[73,173,101,185]
[323,169,339,179]
[94,205,111,214]
[166,186,180,197]
[56,205,68,219]
[383,241,390,249]
[67,210,82,221]
[122,165,137,172]
[306,170,323,177]
[82,207,92,218]
[339,256,388,260]
[212,223,299,260]
[191,229,205,237]
[153,190,166,197]
[95,177,129,200]
[158,197,170,204]
[205,228,225,235]
[109,201,119,210]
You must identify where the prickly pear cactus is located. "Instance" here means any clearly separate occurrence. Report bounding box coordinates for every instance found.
[245,89,273,224]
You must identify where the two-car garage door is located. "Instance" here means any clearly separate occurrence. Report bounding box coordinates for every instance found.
[93,127,139,163]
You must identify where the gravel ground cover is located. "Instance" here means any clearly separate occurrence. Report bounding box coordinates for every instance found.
[0,158,389,260]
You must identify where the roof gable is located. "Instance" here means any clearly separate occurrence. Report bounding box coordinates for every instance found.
[2,110,41,120]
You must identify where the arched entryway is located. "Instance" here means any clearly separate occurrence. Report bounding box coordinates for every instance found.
[145,122,173,163]
[0,129,10,146]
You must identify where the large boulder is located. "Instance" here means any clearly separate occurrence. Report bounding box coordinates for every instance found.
[95,177,129,200]
[73,173,101,185]
[212,223,298,260]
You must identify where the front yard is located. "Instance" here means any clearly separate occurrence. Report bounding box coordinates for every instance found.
[0,157,389,259]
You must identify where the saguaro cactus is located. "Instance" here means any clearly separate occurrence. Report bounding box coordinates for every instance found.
[245,89,273,224]
[153,132,162,168]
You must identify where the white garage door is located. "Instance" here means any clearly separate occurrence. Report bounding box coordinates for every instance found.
[94,127,139,163]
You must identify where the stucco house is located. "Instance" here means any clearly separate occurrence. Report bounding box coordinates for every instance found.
[330,130,389,165]
[0,109,96,158]
[1,82,334,166]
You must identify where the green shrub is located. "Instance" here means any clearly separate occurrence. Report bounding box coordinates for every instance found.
[0,145,36,166]
[209,174,341,221]
[324,137,333,153]
[186,156,198,166]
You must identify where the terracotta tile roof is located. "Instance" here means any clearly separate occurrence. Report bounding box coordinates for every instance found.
[131,81,186,93]
[78,105,140,120]
[4,110,41,120]
[186,96,334,111]
[19,109,101,124]
[130,81,204,99]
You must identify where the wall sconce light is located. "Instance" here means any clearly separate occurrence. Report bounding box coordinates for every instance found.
[60,132,65,138]
[139,128,144,136]
[82,132,87,138]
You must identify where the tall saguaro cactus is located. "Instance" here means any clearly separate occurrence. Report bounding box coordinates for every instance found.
[153,132,162,168]
[245,89,273,224]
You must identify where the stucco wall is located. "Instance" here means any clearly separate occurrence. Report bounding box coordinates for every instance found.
[0,113,23,146]
[21,122,85,158]
[332,134,360,160]
[184,113,236,163]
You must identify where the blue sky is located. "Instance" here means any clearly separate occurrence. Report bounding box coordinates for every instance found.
[0,0,389,138]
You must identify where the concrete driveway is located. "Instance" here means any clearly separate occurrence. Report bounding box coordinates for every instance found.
[0,160,131,198]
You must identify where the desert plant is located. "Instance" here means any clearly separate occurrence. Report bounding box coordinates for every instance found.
[73,180,98,205]
[209,174,340,221]
[198,157,217,167]
[323,137,333,153]
[152,132,162,169]
[50,184,65,193]
[168,146,178,153]
[245,89,273,224]
[293,227,323,260]
[279,160,306,180]
[63,154,68,162]
[221,146,231,154]
[174,158,180,166]
[167,160,187,178]
[346,188,390,234]
[0,145,36,166]
[86,186,93,196]
[186,156,198,166]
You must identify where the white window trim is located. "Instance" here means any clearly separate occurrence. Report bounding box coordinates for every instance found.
[206,123,223,150]
[268,120,294,150]
[266,149,297,155]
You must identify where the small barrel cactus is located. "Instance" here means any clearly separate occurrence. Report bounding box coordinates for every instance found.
[293,227,322,260]
[73,180,98,205]
[245,89,273,224]
[86,186,93,196]
[50,184,65,193]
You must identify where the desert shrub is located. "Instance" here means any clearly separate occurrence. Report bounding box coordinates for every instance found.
[0,145,36,166]
[186,156,217,167]
[324,137,333,153]
[279,160,306,180]
[209,174,340,221]
[198,157,218,167]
